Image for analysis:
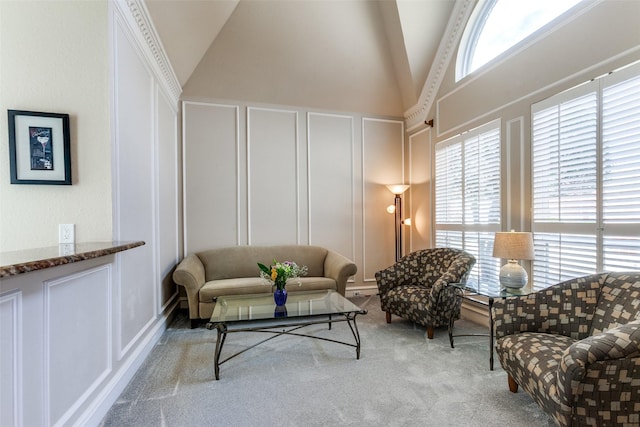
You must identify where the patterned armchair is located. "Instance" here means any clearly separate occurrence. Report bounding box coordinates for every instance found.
[375,248,476,339]
[492,272,640,427]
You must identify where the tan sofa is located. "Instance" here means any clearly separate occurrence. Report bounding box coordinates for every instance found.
[173,245,358,327]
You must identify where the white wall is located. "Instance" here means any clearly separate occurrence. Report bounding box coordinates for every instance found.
[181,0,404,117]
[182,100,405,291]
[0,1,182,425]
[0,0,112,251]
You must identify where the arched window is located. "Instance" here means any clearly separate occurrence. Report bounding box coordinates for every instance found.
[456,0,583,81]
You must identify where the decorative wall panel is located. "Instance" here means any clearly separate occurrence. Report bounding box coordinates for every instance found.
[113,19,158,355]
[307,113,355,259]
[181,100,405,289]
[183,102,240,252]
[248,107,299,245]
[409,128,432,252]
[362,118,405,281]
[45,265,111,426]
[156,88,180,309]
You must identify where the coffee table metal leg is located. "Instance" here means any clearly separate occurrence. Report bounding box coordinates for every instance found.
[489,297,494,371]
[214,325,227,380]
[346,310,366,359]
[448,305,457,349]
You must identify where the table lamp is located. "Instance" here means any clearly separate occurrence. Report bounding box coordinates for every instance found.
[492,231,534,289]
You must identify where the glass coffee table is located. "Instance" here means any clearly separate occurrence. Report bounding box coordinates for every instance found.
[447,283,532,370]
[206,290,367,380]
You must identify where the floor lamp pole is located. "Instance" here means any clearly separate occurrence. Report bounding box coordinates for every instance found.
[394,194,402,262]
[386,184,410,264]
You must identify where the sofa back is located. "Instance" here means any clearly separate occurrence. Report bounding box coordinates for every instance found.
[590,272,640,336]
[196,245,328,281]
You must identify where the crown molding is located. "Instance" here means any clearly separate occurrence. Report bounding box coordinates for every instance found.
[113,0,182,104]
[404,0,474,133]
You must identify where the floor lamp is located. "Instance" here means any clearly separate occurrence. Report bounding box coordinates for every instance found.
[386,184,410,262]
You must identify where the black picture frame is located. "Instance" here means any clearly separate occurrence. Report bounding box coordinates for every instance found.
[8,110,72,185]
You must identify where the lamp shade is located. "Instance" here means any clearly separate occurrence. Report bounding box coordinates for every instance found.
[386,184,410,195]
[492,232,534,261]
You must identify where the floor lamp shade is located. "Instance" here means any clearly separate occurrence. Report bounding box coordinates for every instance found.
[493,232,534,288]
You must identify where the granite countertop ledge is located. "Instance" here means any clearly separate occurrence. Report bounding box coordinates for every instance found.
[0,241,145,279]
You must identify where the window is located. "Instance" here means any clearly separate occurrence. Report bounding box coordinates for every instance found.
[435,120,501,293]
[532,62,640,289]
[457,0,583,81]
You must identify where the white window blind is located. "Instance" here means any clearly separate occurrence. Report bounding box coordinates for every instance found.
[435,120,501,292]
[531,62,640,289]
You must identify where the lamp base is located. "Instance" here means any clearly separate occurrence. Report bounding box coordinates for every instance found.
[499,260,528,289]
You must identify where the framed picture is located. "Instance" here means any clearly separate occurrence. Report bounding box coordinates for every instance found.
[7,110,71,185]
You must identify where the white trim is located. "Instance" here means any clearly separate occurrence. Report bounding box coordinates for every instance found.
[405,0,475,132]
[113,0,182,104]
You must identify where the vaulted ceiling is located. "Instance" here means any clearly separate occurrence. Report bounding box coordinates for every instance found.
[145,0,458,117]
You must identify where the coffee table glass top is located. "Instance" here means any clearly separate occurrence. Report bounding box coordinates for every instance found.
[210,290,363,324]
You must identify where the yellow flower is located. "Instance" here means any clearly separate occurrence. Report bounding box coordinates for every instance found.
[271,268,277,281]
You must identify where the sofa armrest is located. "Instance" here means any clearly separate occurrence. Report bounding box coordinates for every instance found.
[324,250,357,296]
[172,254,206,319]
[556,319,640,409]
[492,273,605,340]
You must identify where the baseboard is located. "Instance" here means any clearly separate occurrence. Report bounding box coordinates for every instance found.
[345,285,378,298]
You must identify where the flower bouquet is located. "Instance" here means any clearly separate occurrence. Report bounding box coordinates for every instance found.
[258,260,308,306]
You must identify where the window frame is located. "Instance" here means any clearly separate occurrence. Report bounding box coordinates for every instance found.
[456,0,586,82]
[435,119,502,293]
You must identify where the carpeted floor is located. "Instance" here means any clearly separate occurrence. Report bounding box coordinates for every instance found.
[100,295,555,426]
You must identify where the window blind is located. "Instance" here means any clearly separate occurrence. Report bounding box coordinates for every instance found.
[531,62,640,289]
[435,120,501,291]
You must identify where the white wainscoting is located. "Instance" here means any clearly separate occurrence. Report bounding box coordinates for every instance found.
[182,100,405,289]
[44,265,112,426]
[0,290,22,427]
[112,17,157,356]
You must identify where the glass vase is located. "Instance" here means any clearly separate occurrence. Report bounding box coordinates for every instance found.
[273,288,288,306]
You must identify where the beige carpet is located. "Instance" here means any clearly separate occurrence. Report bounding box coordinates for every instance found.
[100,295,555,426]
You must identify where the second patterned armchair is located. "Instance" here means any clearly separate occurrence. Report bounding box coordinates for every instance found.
[492,272,640,426]
[375,248,476,339]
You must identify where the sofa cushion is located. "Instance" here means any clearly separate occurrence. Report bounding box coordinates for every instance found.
[199,278,268,302]
[590,272,640,336]
[496,332,576,416]
[292,277,337,293]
